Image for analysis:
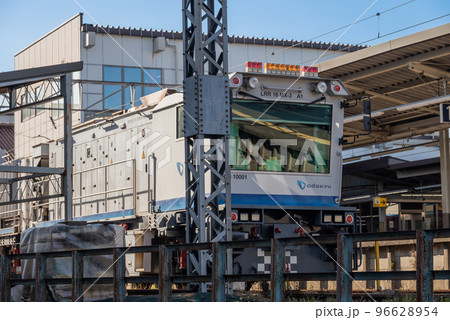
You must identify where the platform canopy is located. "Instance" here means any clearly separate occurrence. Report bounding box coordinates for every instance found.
[316,23,450,149]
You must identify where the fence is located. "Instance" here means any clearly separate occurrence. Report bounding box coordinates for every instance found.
[1,229,450,302]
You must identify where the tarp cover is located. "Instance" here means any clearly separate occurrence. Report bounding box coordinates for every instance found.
[12,223,124,301]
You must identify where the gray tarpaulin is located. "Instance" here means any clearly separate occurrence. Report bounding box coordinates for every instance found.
[12,222,125,301]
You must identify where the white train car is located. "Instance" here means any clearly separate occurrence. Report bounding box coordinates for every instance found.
[10,63,359,275]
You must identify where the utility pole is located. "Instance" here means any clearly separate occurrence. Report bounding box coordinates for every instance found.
[182,0,231,287]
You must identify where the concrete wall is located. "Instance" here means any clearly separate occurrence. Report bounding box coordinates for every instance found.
[298,239,450,292]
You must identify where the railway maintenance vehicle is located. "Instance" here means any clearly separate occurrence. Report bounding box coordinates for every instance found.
[0,62,360,280]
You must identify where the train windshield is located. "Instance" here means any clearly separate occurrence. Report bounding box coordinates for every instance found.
[230,99,332,173]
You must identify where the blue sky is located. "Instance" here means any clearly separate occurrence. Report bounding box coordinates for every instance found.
[0,0,449,72]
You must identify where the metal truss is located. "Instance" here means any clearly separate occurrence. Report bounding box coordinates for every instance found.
[183,0,231,280]
[183,0,228,77]
[184,138,231,275]
[0,78,63,114]
[0,173,63,206]
[0,62,81,221]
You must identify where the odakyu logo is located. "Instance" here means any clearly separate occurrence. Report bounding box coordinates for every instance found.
[297,180,332,190]
[297,180,306,190]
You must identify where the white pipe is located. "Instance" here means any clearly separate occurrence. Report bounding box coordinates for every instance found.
[166,39,179,85]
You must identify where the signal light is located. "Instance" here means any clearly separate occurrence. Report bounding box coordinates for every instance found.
[346,214,354,224]
[232,77,241,85]
[301,66,318,77]
[245,61,263,72]
[264,63,301,75]
[330,80,349,96]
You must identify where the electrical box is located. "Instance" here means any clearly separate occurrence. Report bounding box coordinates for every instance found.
[83,32,95,49]
[153,37,166,53]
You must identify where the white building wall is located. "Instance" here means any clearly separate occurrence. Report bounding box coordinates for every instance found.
[14,14,82,161]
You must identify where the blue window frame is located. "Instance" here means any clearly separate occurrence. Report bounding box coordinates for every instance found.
[103,66,162,110]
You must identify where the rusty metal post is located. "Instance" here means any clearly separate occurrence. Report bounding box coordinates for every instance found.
[416,230,434,302]
[0,254,11,302]
[212,242,226,302]
[337,234,353,302]
[159,245,173,302]
[61,73,73,222]
[113,248,126,302]
[35,253,47,302]
[72,251,84,302]
[270,238,285,302]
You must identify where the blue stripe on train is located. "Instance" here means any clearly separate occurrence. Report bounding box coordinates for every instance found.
[156,194,338,212]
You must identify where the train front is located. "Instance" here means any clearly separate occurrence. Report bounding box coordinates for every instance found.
[228,63,357,274]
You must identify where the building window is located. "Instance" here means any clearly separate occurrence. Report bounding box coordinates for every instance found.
[103,66,162,111]
[176,106,184,139]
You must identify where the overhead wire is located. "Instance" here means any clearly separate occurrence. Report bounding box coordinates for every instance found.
[251,0,381,125]
[229,0,418,71]
[288,14,450,70]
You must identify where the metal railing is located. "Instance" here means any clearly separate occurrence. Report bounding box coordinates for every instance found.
[1,229,450,302]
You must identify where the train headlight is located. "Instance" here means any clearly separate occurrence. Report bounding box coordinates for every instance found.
[239,213,249,222]
[231,211,238,222]
[248,76,259,89]
[323,214,333,223]
[315,81,328,94]
[334,214,344,223]
[251,213,262,222]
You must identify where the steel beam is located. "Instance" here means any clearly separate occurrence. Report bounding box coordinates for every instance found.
[0,62,83,87]
[212,242,226,301]
[72,251,84,302]
[0,166,64,174]
[62,74,73,222]
[35,253,47,302]
[416,230,434,302]
[270,239,285,302]
[340,46,450,82]
[113,248,126,302]
[440,81,450,228]
[158,245,173,302]
[0,93,64,116]
[346,84,408,105]
[0,254,11,302]
[337,234,353,302]
[408,62,450,80]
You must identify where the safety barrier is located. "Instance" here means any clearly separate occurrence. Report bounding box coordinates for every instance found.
[1,229,450,302]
